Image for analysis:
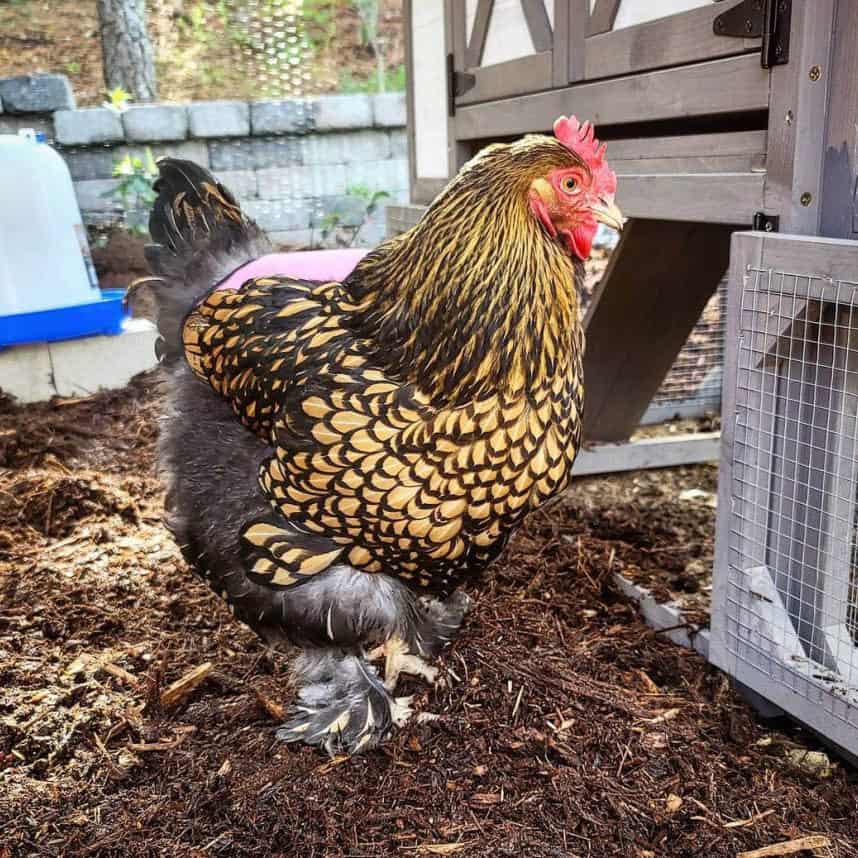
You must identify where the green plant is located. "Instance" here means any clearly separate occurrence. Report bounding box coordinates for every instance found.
[106,87,132,110]
[101,150,158,235]
[338,64,405,94]
[65,61,81,75]
[315,183,390,248]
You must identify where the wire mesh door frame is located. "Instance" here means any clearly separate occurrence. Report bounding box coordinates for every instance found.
[711,230,858,759]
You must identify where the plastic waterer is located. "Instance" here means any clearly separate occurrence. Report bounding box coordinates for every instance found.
[0,131,126,347]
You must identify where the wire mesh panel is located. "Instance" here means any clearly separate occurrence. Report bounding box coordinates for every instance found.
[711,232,858,759]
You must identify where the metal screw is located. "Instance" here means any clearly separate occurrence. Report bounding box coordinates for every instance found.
[764,220,775,232]
[745,18,754,33]
[785,109,794,125]
[809,65,822,81]
[800,192,813,206]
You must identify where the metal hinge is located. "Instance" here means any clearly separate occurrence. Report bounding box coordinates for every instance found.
[447,53,475,116]
[713,0,791,68]
[753,211,780,232]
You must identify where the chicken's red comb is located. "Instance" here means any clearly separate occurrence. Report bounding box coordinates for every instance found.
[553,115,606,167]
[553,114,616,192]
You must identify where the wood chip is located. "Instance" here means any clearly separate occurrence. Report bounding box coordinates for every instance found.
[413,844,469,855]
[253,687,286,721]
[723,809,776,829]
[159,662,213,707]
[737,835,832,858]
[665,794,683,813]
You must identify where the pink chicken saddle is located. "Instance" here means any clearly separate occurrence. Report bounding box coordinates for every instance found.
[214,248,368,294]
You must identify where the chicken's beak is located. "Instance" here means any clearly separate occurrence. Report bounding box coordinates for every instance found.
[592,196,624,232]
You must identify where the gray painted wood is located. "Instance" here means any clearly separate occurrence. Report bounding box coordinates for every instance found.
[465,0,494,68]
[521,0,553,52]
[566,0,587,83]
[455,54,769,139]
[457,52,554,106]
[607,130,767,161]
[572,432,720,475]
[821,0,858,239]
[585,4,758,80]
[583,219,735,442]
[616,173,763,224]
[386,203,427,237]
[764,0,837,234]
[587,0,619,36]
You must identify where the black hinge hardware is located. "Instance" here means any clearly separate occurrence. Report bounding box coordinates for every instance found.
[447,53,476,116]
[753,211,780,232]
[713,0,791,68]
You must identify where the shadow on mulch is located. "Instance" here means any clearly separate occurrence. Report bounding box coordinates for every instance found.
[0,375,856,857]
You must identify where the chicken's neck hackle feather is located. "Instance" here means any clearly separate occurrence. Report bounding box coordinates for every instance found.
[344,137,584,405]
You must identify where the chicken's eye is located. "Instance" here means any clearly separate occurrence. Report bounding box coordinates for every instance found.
[561,176,578,194]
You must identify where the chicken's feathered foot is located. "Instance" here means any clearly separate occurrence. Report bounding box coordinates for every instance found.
[276,651,412,756]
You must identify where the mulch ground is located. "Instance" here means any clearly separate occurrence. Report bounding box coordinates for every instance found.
[1,375,857,858]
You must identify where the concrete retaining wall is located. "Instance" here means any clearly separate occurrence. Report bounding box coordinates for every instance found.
[1,74,408,248]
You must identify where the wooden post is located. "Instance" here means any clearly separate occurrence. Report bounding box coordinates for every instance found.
[763,0,837,234]
[820,0,858,239]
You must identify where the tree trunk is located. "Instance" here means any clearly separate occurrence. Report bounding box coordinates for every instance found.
[96,0,157,102]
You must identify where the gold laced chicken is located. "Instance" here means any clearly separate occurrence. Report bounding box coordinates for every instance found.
[139,115,622,754]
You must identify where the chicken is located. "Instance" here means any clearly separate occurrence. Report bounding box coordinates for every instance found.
[139,116,621,754]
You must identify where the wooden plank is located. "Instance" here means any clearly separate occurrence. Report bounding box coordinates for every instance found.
[455,54,769,139]
[583,219,735,442]
[465,0,494,68]
[565,0,587,83]
[457,51,554,105]
[821,0,858,238]
[572,432,720,475]
[742,231,858,284]
[446,0,471,174]
[612,155,764,174]
[764,0,837,234]
[521,0,552,52]
[616,173,763,224]
[587,0,619,36]
[585,4,758,80]
[606,130,766,161]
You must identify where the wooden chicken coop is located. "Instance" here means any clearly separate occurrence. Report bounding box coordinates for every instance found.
[389,0,858,469]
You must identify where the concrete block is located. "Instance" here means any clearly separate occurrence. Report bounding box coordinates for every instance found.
[312,94,372,131]
[55,108,124,146]
[0,319,158,404]
[209,137,300,171]
[0,73,75,113]
[251,99,313,136]
[372,91,406,127]
[389,128,407,159]
[347,159,409,194]
[64,148,117,180]
[311,194,368,229]
[122,104,188,142]
[257,163,348,200]
[188,100,249,138]
[243,199,312,232]
[125,139,209,166]
[217,169,258,199]
[301,130,390,166]
[74,179,123,212]
[0,114,54,138]
[267,229,315,250]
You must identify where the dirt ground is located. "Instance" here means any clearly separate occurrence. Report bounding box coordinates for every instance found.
[1,375,857,857]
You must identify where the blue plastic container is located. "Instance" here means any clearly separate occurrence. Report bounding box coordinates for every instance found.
[0,289,128,348]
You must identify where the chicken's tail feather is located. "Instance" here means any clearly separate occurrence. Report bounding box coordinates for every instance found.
[139,158,272,363]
